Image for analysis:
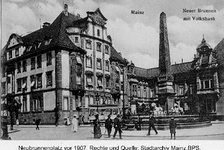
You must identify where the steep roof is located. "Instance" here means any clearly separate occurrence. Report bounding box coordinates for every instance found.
[133,62,193,79]
[21,11,85,54]
[110,46,125,64]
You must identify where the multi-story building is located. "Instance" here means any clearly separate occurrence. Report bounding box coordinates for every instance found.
[2,5,224,125]
[125,12,224,117]
[1,5,128,124]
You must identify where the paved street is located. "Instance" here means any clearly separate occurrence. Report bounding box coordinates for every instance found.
[4,121,224,140]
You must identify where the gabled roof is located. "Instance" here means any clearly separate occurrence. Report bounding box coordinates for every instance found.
[20,11,85,54]
[87,8,107,21]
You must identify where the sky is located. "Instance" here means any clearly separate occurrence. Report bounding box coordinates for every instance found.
[1,0,224,68]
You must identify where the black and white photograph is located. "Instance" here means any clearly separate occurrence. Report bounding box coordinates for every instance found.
[1,0,224,143]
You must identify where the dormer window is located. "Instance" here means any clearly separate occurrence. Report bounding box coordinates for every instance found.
[75,37,79,43]
[38,42,41,48]
[45,39,52,45]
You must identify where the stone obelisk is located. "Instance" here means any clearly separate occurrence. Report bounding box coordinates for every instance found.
[157,12,175,113]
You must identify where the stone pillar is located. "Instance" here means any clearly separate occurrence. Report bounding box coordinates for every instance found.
[159,12,171,75]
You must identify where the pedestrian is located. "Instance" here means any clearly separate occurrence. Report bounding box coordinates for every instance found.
[54,104,59,126]
[93,114,102,139]
[72,115,78,132]
[35,118,41,130]
[113,114,122,139]
[169,117,177,139]
[105,114,113,137]
[147,113,158,135]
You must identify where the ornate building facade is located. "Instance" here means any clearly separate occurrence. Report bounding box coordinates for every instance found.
[1,5,224,125]
[1,5,128,124]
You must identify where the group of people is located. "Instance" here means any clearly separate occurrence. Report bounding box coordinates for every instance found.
[147,113,177,139]
[93,114,123,139]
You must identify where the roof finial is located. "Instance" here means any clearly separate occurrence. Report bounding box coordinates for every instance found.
[202,34,206,43]
[63,2,68,16]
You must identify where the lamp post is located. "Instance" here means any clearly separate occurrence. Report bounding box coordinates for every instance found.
[95,93,99,113]
[122,67,126,119]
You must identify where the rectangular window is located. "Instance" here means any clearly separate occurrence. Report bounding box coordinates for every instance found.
[105,60,109,71]
[86,76,93,86]
[30,75,36,90]
[17,62,21,73]
[86,56,92,68]
[76,55,82,65]
[97,58,102,70]
[75,37,79,43]
[15,48,19,57]
[36,73,42,88]
[17,78,22,92]
[31,57,35,70]
[179,85,184,95]
[63,97,69,110]
[144,87,147,98]
[30,95,43,111]
[205,80,210,89]
[22,77,27,91]
[86,40,92,49]
[97,77,103,88]
[81,39,84,48]
[189,84,193,94]
[22,60,27,72]
[22,96,27,112]
[46,52,52,66]
[96,42,101,52]
[97,29,100,37]
[2,82,6,95]
[37,55,42,68]
[90,96,94,105]
[105,45,109,54]
[85,96,89,108]
[106,78,110,88]
[76,75,81,85]
[46,71,53,87]
[9,51,12,59]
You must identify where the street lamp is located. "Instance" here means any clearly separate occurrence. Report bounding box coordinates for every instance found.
[95,93,100,113]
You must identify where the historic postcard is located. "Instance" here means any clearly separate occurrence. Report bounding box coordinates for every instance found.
[1,0,224,149]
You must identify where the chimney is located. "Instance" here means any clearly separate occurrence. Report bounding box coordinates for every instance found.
[159,12,171,75]
[64,4,68,16]
[43,22,50,28]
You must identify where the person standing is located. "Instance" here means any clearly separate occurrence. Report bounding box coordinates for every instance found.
[93,114,102,139]
[72,115,78,132]
[169,117,177,139]
[54,104,59,126]
[35,118,41,130]
[105,114,113,137]
[147,113,158,135]
[113,114,122,139]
